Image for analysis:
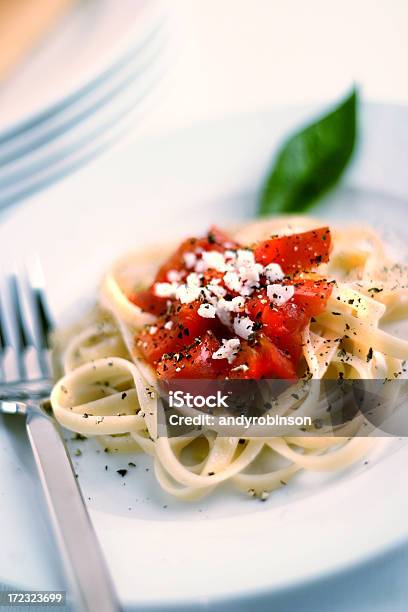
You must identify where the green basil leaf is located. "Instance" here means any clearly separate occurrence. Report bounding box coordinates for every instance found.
[258,88,358,216]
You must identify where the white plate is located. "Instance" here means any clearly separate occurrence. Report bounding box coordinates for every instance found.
[0,104,408,609]
[0,34,170,211]
[0,17,168,166]
[0,0,165,137]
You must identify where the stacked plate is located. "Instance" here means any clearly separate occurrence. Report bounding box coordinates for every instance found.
[0,0,170,211]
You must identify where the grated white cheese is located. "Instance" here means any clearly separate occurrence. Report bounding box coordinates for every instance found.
[217,296,245,313]
[207,282,227,299]
[216,303,232,326]
[198,303,216,318]
[264,263,284,282]
[154,282,178,298]
[201,250,228,272]
[219,248,264,296]
[238,262,263,295]
[236,249,256,266]
[233,316,254,340]
[149,326,158,335]
[224,249,237,260]
[200,287,217,306]
[186,272,201,286]
[167,269,184,282]
[164,320,173,330]
[212,338,241,364]
[175,272,202,304]
[183,252,197,269]
[267,283,295,306]
[223,271,242,293]
[156,239,296,352]
[175,285,201,304]
[215,296,245,328]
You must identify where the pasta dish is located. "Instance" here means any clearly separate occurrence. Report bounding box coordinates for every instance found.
[50,216,408,500]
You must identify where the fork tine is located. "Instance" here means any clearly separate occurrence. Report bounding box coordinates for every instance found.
[7,274,31,380]
[0,297,8,381]
[25,260,54,378]
[31,287,53,349]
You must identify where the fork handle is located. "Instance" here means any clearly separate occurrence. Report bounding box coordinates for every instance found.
[26,406,122,612]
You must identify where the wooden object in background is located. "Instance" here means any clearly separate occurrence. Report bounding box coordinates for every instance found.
[0,0,74,80]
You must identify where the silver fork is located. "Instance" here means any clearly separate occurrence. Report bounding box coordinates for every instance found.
[0,268,122,612]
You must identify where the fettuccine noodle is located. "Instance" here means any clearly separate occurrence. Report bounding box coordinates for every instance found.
[51,217,408,500]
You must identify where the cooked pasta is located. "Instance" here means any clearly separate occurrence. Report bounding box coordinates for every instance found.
[50,216,408,500]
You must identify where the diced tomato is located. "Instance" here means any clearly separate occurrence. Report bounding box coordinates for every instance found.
[128,289,168,316]
[130,226,237,313]
[253,227,331,274]
[230,335,297,379]
[246,278,333,364]
[260,305,306,364]
[136,301,224,366]
[156,331,228,379]
[155,238,198,282]
[133,225,334,381]
[171,300,226,345]
[292,278,334,315]
[137,323,176,365]
[156,226,236,282]
[174,301,214,337]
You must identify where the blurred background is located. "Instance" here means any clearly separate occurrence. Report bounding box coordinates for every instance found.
[1,0,408,210]
[159,0,408,128]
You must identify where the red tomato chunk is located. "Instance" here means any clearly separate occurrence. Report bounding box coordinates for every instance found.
[253,227,331,274]
[129,226,333,380]
[246,279,333,365]
[156,332,227,379]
